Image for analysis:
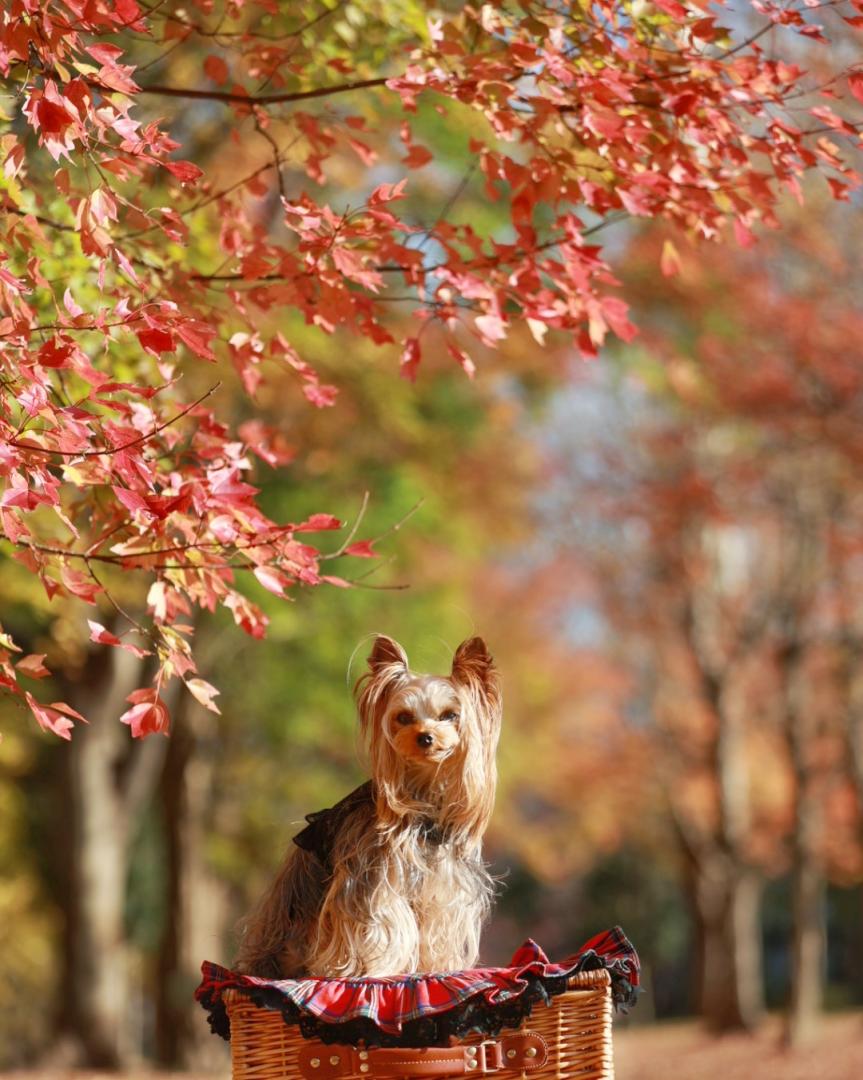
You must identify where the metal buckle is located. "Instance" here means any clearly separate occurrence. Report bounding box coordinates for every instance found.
[478,1040,503,1073]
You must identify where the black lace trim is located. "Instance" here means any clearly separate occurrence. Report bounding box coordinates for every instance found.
[198,953,638,1049]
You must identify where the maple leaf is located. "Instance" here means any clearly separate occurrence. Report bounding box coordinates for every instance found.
[88,620,152,658]
[185,677,221,713]
[162,160,204,184]
[203,55,229,85]
[400,337,422,382]
[2,0,862,746]
[16,654,51,679]
[137,327,175,356]
[25,693,87,740]
[252,565,291,597]
[344,540,377,559]
[848,72,863,104]
[120,688,171,738]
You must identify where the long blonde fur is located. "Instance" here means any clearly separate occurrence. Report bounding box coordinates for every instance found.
[234,635,501,978]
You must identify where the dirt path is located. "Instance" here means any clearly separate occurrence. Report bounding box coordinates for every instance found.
[3,1013,862,1080]
[615,1012,863,1080]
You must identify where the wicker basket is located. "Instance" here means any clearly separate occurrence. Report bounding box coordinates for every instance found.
[224,969,614,1080]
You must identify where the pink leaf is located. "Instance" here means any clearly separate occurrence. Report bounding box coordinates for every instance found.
[447,343,476,378]
[848,72,863,103]
[733,218,756,249]
[163,160,204,184]
[120,689,170,737]
[16,654,51,679]
[184,677,221,713]
[368,179,408,205]
[25,692,86,740]
[474,314,507,346]
[400,337,421,382]
[302,382,339,408]
[294,513,342,532]
[88,620,151,658]
[63,288,84,318]
[253,565,290,596]
[344,540,377,559]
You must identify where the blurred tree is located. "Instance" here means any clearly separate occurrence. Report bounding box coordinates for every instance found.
[547,200,863,1033]
[622,209,863,1042]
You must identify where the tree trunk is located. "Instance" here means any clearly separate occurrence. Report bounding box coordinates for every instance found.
[677,638,764,1031]
[690,852,764,1031]
[52,645,166,1068]
[787,859,825,1045]
[154,695,231,1069]
[782,643,825,1047]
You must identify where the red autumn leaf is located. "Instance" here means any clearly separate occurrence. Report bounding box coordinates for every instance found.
[162,159,204,184]
[402,144,433,168]
[88,620,152,658]
[368,179,408,205]
[60,565,101,602]
[224,594,269,639]
[175,320,216,360]
[38,338,74,368]
[120,690,171,738]
[25,692,87,740]
[400,337,421,382]
[294,513,342,532]
[16,654,51,679]
[653,0,689,16]
[848,72,863,103]
[35,98,74,136]
[203,55,229,85]
[137,327,175,356]
[344,540,377,559]
[447,343,476,379]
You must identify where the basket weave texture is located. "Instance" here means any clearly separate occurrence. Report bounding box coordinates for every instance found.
[224,969,614,1080]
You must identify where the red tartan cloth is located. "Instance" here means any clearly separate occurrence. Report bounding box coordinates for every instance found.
[195,927,639,1045]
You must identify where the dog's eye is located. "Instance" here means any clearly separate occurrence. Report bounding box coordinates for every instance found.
[395,711,414,726]
[439,710,458,723]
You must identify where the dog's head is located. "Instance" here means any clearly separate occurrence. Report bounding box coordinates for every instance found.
[354,635,501,838]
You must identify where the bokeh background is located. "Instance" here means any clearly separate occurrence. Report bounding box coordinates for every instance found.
[5,208,863,1078]
[3,4,863,1079]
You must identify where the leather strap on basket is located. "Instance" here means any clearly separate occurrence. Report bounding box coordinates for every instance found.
[298,1033,548,1080]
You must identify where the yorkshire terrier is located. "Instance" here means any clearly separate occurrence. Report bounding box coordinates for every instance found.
[235,635,501,979]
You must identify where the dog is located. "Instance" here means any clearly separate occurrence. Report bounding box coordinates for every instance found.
[234,635,501,979]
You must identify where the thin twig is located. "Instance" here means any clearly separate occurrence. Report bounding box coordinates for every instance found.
[9,384,221,458]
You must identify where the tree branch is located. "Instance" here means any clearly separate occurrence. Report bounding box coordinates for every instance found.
[114,75,389,106]
[8,384,221,458]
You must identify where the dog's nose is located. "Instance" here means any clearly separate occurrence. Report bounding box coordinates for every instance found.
[417,733,434,748]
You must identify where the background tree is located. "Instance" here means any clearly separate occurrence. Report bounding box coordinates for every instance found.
[547,204,863,1036]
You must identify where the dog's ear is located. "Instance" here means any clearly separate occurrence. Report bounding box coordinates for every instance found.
[368,635,409,672]
[451,637,495,689]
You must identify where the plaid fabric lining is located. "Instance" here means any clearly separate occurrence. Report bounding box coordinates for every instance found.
[195,927,640,1044]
